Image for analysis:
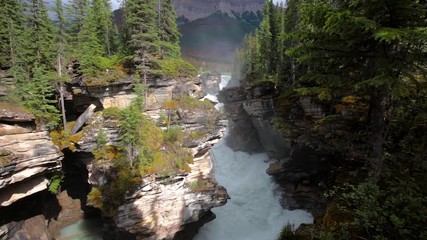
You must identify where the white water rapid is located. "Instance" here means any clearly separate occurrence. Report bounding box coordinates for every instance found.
[193,75,313,240]
[193,138,313,240]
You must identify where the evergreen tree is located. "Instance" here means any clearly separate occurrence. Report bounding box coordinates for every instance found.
[27,0,56,70]
[77,2,105,75]
[258,2,272,77]
[158,0,181,58]
[0,0,25,69]
[122,0,160,71]
[53,0,68,130]
[67,0,89,47]
[22,63,60,127]
[93,0,114,56]
[0,0,28,89]
[292,0,427,178]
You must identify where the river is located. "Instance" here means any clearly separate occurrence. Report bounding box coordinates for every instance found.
[57,75,313,240]
[193,75,313,240]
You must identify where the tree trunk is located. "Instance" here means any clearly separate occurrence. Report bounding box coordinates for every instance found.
[368,85,388,181]
[58,54,67,131]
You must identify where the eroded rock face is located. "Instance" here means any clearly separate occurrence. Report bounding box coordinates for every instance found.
[75,113,227,239]
[114,149,228,240]
[0,114,62,207]
[219,82,328,214]
[0,110,62,239]
[69,74,228,239]
[0,215,52,240]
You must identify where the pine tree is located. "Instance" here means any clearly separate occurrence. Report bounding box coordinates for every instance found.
[93,0,114,56]
[122,0,160,71]
[27,0,56,70]
[77,2,105,75]
[0,0,28,89]
[22,63,60,127]
[53,0,68,130]
[0,0,25,69]
[67,0,89,47]
[158,0,181,58]
[258,3,272,76]
[292,0,427,178]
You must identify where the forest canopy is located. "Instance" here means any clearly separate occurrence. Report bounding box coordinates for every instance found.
[239,1,427,239]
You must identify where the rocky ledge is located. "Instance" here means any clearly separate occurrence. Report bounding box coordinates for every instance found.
[0,109,62,207]
[114,142,228,240]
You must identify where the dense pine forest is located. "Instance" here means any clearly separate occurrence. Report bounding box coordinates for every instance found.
[238,0,427,239]
[0,0,194,127]
[0,0,199,217]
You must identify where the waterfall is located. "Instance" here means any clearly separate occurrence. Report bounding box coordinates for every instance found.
[193,75,313,240]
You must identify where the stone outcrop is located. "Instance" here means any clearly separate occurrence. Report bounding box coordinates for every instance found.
[67,76,136,116]
[0,109,62,207]
[66,74,228,239]
[114,146,228,240]
[0,108,63,239]
[0,215,52,240]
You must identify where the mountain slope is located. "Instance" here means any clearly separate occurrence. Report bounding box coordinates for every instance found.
[173,0,264,21]
[179,10,262,67]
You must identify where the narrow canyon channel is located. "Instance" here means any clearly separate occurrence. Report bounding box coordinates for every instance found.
[57,75,313,240]
[194,136,313,240]
[193,75,313,240]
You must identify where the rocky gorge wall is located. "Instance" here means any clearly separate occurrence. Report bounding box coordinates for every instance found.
[0,107,63,238]
[0,72,229,240]
[70,73,229,239]
[218,82,330,216]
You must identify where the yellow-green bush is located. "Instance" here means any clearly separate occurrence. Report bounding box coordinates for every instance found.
[102,107,122,120]
[85,69,127,87]
[152,58,197,78]
[50,122,83,151]
[0,150,13,167]
[188,179,215,192]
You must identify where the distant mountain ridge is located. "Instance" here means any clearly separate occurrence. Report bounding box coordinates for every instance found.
[172,0,264,21]
[179,10,262,67]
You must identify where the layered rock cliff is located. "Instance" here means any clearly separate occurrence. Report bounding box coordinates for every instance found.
[64,74,228,239]
[0,71,227,239]
[0,107,63,239]
[0,108,62,207]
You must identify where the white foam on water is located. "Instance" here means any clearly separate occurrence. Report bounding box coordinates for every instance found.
[220,75,232,90]
[194,137,313,240]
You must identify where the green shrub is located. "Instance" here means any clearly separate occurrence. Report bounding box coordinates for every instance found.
[153,58,197,78]
[0,150,13,167]
[277,224,296,240]
[103,107,122,120]
[85,69,127,86]
[324,180,427,239]
[175,94,215,111]
[188,130,205,140]
[48,173,64,194]
[164,126,184,143]
[96,55,123,70]
[188,179,215,192]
